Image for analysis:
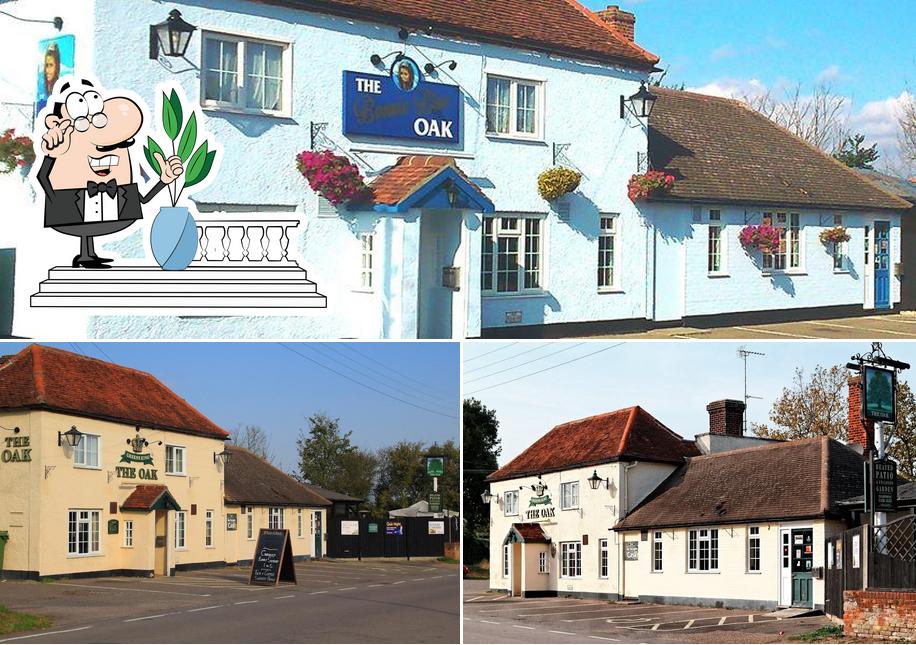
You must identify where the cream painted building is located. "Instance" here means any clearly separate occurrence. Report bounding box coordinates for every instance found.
[486,397,870,611]
[0,345,332,579]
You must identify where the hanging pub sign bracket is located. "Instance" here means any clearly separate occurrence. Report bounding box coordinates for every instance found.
[310,122,328,150]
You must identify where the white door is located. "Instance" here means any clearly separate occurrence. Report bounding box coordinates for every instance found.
[779,529,792,606]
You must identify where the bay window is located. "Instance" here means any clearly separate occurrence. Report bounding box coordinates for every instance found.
[688,528,719,572]
[481,215,544,294]
[486,76,542,138]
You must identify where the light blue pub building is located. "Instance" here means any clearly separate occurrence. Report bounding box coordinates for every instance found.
[0,0,909,338]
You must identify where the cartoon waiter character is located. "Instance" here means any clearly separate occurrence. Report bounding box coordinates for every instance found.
[36,78,183,269]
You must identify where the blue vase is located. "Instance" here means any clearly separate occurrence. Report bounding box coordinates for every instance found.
[151,206,198,271]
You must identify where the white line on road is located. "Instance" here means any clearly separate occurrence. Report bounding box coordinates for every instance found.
[234,600,259,605]
[393,581,406,585]
[512,625,535,630]
[0,626,94,642]
[549,630,577,635]
[368,584,384,587]
[187,605,224,613]
[718,616,727,625]
[732,326,817,339]
[412,578,426,581]
[480,620,501,625]
[53,582,211,597]
[275,595,295,599]
[684,620,695,629]
[339,587,357,591]
[309,591,328,595]
[588,636,619,642]
[125,614,171,622]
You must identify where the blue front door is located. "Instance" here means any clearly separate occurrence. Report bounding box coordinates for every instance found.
[874,222,890,309]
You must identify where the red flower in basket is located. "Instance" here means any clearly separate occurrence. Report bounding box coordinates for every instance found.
[296,149,369,206]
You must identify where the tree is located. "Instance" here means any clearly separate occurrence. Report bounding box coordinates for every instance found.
[371,440,459,515]
[834,133,880,169]
[232,424,274,463]
[752,365,849,441]
[743,82,848,153]
[295,413,377,499]
[898,87,916,170]
[462,398,501,565]
[887,382,916,479]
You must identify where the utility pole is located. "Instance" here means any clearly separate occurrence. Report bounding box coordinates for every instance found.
[737,346,766,432]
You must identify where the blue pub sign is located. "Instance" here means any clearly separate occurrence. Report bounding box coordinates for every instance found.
[342,60,461,144]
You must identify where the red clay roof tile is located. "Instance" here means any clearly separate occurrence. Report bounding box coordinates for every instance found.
[369,155,489,207]
[512,522,550,543]
[487,406,698,482]
[261,0,659,69]
[0,345,229,441]
[121,485,173,511]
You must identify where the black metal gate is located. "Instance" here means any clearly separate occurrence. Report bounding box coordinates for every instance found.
[326,516,459,559]
[824,526,865,619]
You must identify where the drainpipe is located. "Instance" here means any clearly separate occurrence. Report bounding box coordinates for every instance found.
[622,461,638,517]
[617,461,638,598]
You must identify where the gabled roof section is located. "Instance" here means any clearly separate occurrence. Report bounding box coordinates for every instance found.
[647,88,911,212]
[0,345,229,440]
[224,447,333,507]
[255,0,659,69]
[487,406,699,482]
[857,170,916,204]
[121,485,181,512]
[506,523,550,544]
[614,437,865,531]
[301,483,364,504]
[369,156,494,213]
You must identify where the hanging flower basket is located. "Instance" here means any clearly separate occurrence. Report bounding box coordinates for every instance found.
[537,166,581,202]
[739,224,781,254]
[296,149,369,206]
[627,170,675,202]
[819,226,850,245]
[0,128,35,174]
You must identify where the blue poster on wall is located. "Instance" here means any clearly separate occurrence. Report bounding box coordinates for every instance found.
[342,60,461,144]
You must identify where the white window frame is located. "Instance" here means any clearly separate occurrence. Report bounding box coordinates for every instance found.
[165,444,186,476]
[748,526,761,572]
[538,551,549,574]
[831,214,848,272]
[200,31,292,117]
[67,509,101,557]
[598,214,620,291]
[599,538,609,578]
[268,507,284,530]
[297,509,303,538]
[205,510,214,548]
[481,215,546,296]
[73,433,100,469]
[358,233,375,292]
[687,528,719,572]
[504,490,519,516]
[762,212,803,272]
[124,519,134,548]
[175,511,187,550]
[246,507,254,540]
[485,74,545,141]
[503,543,510,578]
[708,209,727,275]
[652,530,663,572]
[560,541,582,578]
[560,481,579,511]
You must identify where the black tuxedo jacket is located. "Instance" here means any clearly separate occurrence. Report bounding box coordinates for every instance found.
[36,157,166,228]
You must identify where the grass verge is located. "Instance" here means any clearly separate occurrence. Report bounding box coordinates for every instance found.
[792,625,845,642]
[0,605,52,636]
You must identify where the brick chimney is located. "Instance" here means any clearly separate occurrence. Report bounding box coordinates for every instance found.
[595,5,636,42]
[707,399,746,436]
[848,375,875,455]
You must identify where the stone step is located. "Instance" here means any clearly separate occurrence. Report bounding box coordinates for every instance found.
[37,279,319,294]
[31,292,328,308]
[45,264,311,282]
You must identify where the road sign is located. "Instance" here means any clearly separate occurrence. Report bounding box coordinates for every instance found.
[426,456,444,477]
[428,492,442,513]
[873,458,898,512]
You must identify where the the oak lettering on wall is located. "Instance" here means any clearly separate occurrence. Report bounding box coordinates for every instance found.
[1,435,31,462]
[525,493,556,521]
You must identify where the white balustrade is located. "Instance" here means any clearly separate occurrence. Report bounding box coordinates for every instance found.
[191,214,300,265]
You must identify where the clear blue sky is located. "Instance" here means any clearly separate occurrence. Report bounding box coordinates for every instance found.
[464,341,916,466]
[1,341,459,473]
[586,0,916,166]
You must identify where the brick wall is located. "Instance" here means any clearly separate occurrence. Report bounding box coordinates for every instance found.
[844,590,916,641]
[848,375,875,456]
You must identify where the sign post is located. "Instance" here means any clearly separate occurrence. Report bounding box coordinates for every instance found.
[248,529,297,586]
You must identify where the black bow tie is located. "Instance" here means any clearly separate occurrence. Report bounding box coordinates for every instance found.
[86,179,118,198]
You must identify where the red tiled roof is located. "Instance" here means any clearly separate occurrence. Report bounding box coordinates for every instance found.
[511,522,550,543]
[0,345,229,440]
[614,437,865,530]
[121,485,176,511]
[258,0,659,69]
[369,156,488,207]
[487,406,699,482]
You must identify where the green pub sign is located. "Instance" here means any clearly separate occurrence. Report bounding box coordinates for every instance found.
[107,519,119,535]
[428,492,442,513]
[863,366,896,423]
[368,523,379,534]
[426,456,444,477]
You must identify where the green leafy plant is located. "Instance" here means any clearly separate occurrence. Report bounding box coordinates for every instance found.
[143,89,217,207]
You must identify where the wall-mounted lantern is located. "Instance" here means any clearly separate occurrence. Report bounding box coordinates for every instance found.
[423,60,457,75]
[58,425,83,448]
[587,469,610,490]
[481,489,494,504]
[370,51,403,68]
[213,449,232,465]
[620,81,657,120]
[149,9,197,60]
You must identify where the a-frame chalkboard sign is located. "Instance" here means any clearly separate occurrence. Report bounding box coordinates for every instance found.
[248,528,297,586]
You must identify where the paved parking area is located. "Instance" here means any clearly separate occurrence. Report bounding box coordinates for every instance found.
[591,312,916,339]
[462,581,831,643]
[0,559,459,643]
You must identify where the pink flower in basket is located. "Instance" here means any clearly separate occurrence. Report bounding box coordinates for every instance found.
[296,149,369,206]
[739,224,781,254]
[627,170,675,202]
